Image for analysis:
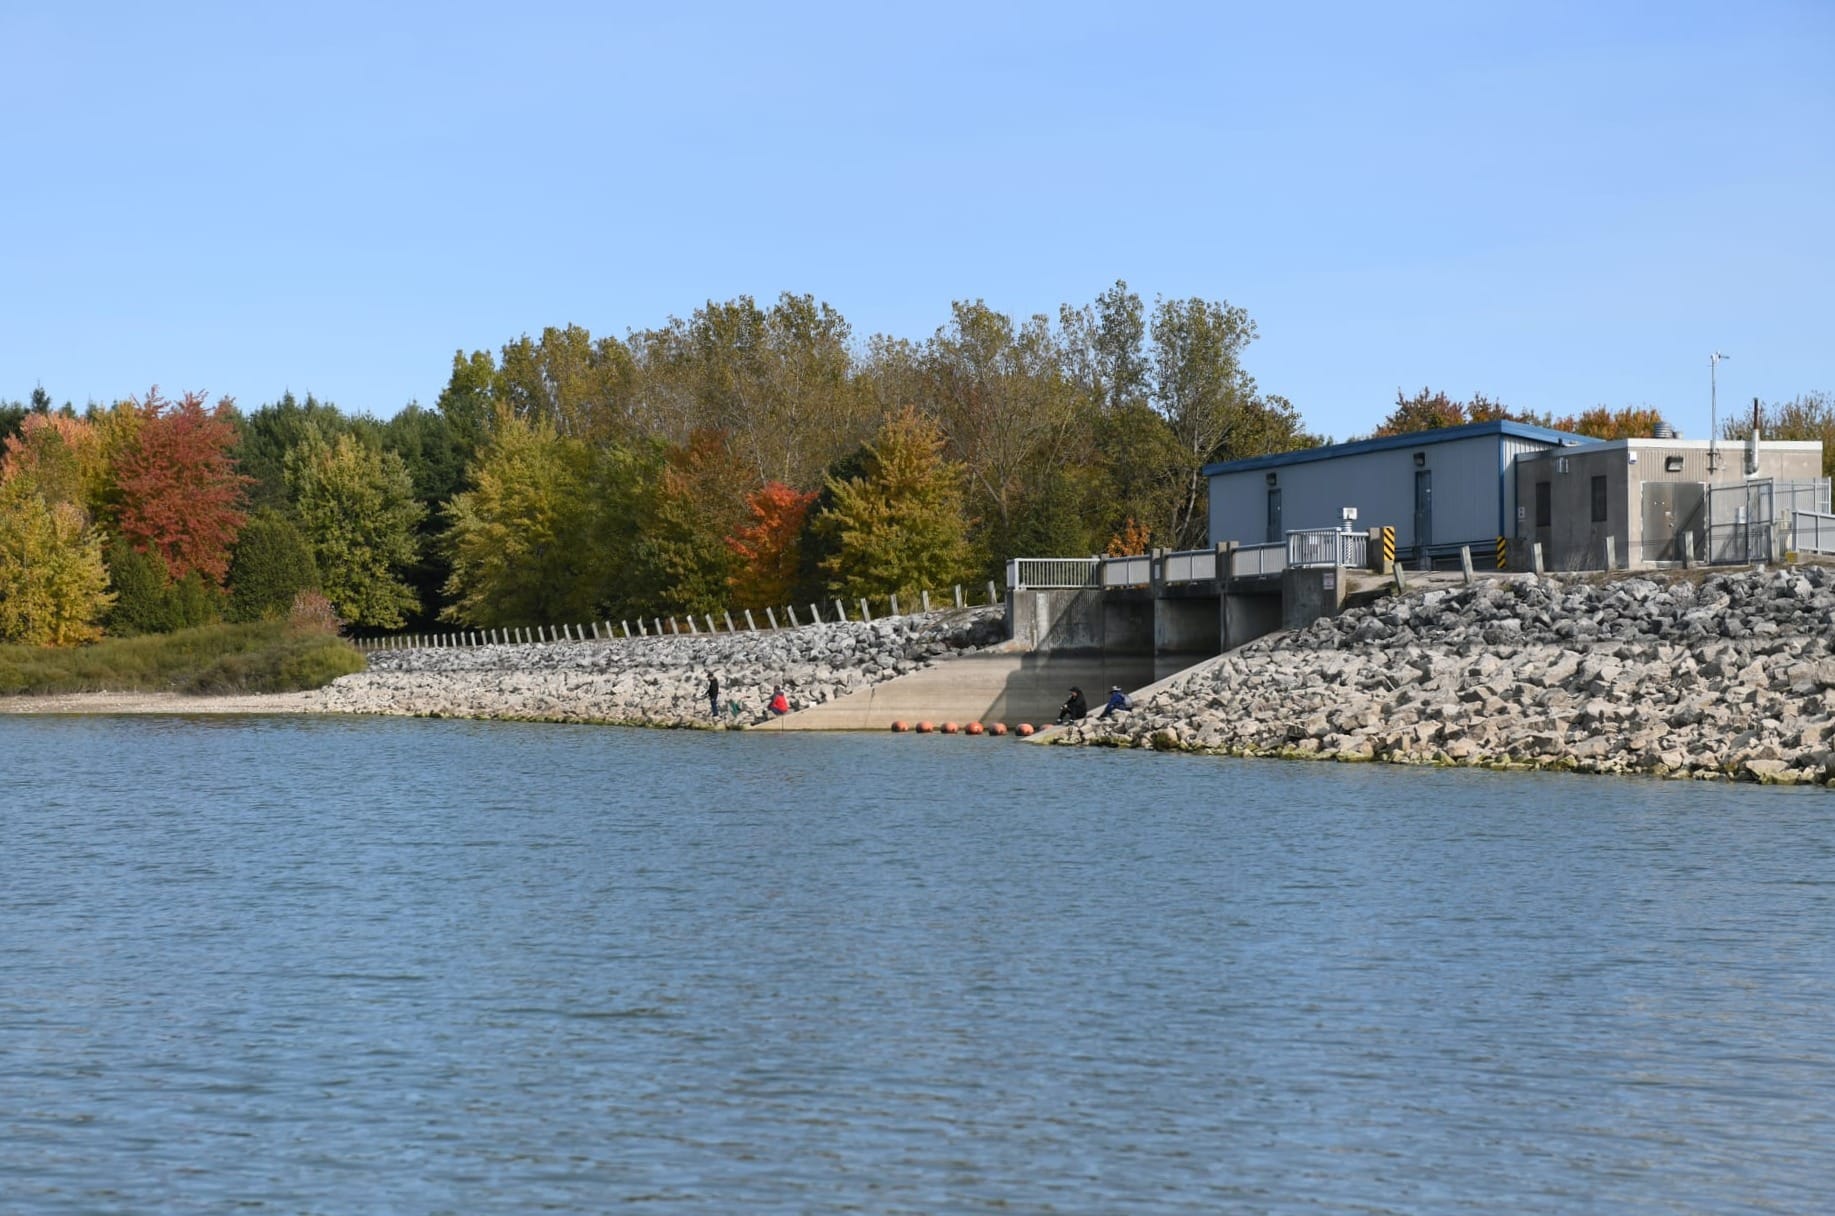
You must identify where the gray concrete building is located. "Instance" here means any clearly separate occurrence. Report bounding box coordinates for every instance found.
[1204,420,1579,563]
[1513,438,1825,570]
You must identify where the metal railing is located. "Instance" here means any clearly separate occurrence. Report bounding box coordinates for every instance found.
[1287,528,1367,569]
[1229,542,1287,578]
[1793,511,1835,556]
[1161,548,1218,584]
[1008,557,1100,590]
[1100,555,1151,587]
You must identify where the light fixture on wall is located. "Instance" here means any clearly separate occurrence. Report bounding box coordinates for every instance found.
[1413,452,1426,467]
[1665,455,1685,472]
[1265,472,1278,486]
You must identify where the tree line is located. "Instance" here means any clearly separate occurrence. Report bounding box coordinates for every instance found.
[2,286,1828,647]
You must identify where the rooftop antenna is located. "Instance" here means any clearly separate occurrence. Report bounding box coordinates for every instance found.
[1709,351,1730,472]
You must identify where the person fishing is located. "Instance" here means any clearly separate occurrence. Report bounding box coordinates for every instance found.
[768,686,790,716]
[1099,685,1132,719]
[707,672,721,718]
[1056,686,1088,724]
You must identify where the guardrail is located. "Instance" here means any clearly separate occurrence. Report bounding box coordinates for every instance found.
[1793,510,1835,556]
[1100,555,1150,587]
[1008,557,1100,590]
[1287,529,1367,569]
[1161,548,1217,584]
[1230,542,1287,578]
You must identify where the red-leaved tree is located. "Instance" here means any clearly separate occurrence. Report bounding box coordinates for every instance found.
[726,480,817,609]
[114,389,250,584]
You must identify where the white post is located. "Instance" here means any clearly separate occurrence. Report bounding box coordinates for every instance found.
[860,598,872,621]
[809,602,822,625]
[1460,545,1474,585]
[1604,535,1617,570]
[921,589,931,612]
[986,579,999,604]
[724,611,736,632]
[1683,531,1695,568]
[834,598,847,622]
[766,607,778,629]
[786,604,799,627]
[744,610,756,631]
[890,592,900,615]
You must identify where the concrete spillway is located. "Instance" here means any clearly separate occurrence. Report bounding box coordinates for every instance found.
[751,648,1206,731]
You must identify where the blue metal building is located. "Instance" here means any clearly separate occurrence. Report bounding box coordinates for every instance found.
[1204,420,1581,560]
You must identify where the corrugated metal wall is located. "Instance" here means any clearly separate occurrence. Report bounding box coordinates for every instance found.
[1209,435,1562,549]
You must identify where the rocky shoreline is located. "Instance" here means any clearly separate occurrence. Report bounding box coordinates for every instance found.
[303,607,1008,726]
[1059,565,1835,785]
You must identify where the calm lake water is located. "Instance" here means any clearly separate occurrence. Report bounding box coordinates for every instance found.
[3,715,1833,1214]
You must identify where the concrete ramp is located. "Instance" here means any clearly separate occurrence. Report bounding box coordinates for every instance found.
[752,650,1194,731]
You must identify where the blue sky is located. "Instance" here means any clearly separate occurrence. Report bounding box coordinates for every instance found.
[5,1,1829,441]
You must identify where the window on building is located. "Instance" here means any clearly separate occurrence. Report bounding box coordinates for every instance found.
[1534,481,1551,528]
[1590,475,1608,523]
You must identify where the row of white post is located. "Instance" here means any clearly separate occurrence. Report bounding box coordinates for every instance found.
[354,580,1003,653]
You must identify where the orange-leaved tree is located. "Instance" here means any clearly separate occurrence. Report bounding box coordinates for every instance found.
[1105,516,1151,556]
[726,481,818,609]
[113,389,250,584]
[1550,405,1667,440]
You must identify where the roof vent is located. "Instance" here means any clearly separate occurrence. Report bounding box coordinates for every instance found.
[1651,419,1678,439]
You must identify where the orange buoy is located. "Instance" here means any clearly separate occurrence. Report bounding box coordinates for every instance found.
[941,721,959,734]
[964,721,985,736]
[1016,723,1035,737]
[916,721,935,734]
[988,722,1008,736]
[890,720,910,732]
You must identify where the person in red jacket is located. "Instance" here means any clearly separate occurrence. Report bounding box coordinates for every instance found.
[768,686,790,716]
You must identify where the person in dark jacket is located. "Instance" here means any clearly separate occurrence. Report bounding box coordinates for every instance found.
[707,673,721,718]
[1056,686,1088,724]
[1099,685,1132,719]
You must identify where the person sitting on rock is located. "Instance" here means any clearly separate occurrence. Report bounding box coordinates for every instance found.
[1057,686,1088,724]
[1098,685,1132,719]
[768,686,790,716]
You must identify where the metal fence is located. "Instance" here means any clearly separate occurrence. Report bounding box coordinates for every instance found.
[1793,510,1835,556]
[1008,557,1100,590]
[1287,529,1367,569]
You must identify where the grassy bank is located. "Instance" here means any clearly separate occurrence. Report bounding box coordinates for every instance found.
[0,621,366,697]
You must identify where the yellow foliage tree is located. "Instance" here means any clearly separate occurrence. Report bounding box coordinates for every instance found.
[0,475,115,645]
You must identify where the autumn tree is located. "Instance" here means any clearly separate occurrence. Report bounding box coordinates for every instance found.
[284,427,424,628]
[630,293,871,486]
[814,408,976,599]
[113,389,249,584]
[727,481,818,609]
[1551,404,1667,441]
[1724,391,1835,476]
[442,412,636,627]
[0,475,114,645]
[1373,388,1551,437]
[1149,297,1314,548]
[921,300,1094,566]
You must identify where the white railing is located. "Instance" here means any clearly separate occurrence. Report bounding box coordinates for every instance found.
[1100,555,1151,587]
[1161,548,1218,584]
[1230,542,1287,578]
[1008,557,1100,590]
[1793,510,1835,555]
[1288,529,1367,569]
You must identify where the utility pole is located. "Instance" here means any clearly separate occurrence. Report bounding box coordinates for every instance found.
[1709,351,1730,472]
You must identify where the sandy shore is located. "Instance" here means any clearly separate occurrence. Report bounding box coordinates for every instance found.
[0,690,326,715]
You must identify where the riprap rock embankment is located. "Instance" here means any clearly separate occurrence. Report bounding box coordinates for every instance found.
[1063,566,1835,785]
[308,608,1006,726]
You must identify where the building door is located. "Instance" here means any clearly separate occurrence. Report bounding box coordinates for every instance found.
[1413,469,1433,562]
[1266,488,1282,544]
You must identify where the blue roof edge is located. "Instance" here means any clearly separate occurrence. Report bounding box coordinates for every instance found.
[1201,419,1584,477]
